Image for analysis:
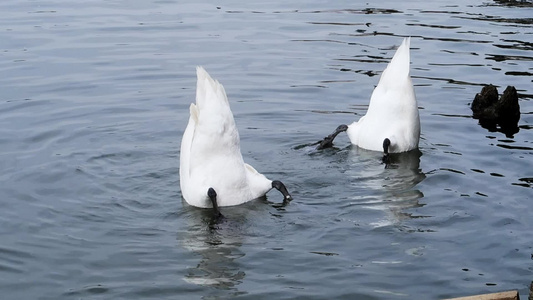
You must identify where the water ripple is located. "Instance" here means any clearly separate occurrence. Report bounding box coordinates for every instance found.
[0,0,532,299]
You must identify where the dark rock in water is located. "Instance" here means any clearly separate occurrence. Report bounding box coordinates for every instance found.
[472,84,498,119]
[493,0,533,8]
[471,85,520,136]
[496,86,520,132]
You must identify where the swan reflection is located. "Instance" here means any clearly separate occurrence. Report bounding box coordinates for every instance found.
[347,148,426,228]
[179,205,249,292]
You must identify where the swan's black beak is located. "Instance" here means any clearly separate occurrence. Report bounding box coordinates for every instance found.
[272,180,292,201]
[316,124,348,150]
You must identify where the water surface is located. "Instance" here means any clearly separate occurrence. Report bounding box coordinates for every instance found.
[0,0,532,299]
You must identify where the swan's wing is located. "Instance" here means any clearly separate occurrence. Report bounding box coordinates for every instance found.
[244,163,272,199]
[244,163,260,175]
[179,103,199,201]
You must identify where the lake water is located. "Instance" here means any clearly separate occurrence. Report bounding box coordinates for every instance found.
[0,0,532,299]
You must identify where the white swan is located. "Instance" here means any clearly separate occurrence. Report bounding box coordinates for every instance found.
[180,67,292,216]
[317,37,420,155]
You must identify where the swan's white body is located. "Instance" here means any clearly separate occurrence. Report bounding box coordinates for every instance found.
[346,37,420,153]
[180,67,274,208]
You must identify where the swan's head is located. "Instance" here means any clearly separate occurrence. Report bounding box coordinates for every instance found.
[271,180,292,201]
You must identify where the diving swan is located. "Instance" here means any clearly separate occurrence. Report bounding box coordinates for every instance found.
[317,37,420,157]
[180,67,292,217]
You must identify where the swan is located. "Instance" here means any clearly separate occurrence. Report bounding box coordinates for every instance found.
[180,67,292,217]
[317,37,420,157]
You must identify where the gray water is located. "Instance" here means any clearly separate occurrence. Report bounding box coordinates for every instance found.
[1,0,532,299]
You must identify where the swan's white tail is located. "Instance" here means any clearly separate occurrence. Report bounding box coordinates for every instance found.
[378,37,411,87]
[195,66,229,111]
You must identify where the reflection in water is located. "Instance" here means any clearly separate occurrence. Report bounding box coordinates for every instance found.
[179,207,247,292]
[348,148,426,228]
